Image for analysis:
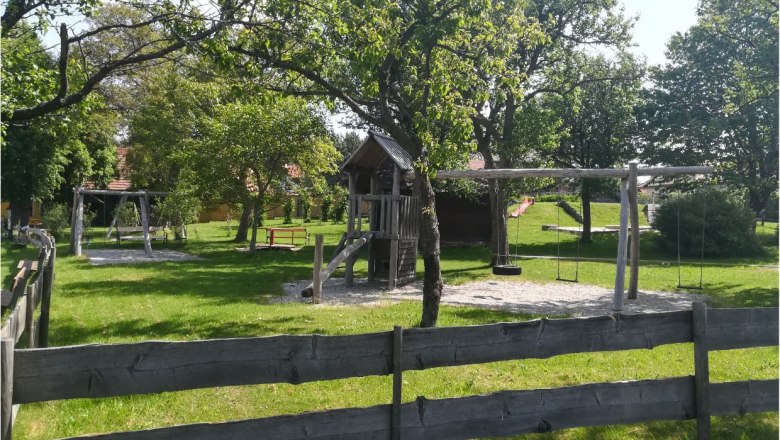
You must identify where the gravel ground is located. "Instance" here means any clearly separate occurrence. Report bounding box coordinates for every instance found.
[281,278,708,316]
[85,249,204,265]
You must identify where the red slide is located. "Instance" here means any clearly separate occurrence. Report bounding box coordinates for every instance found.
[510,197,535,218]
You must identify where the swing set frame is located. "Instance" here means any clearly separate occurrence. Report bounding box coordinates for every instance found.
[437,164,714,312]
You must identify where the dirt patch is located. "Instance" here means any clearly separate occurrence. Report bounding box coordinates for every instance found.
[85,249,204,265]
[280,278,708,316]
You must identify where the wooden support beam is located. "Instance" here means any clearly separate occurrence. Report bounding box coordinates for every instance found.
[436,166,714,180]
[693,302,711,439]
[613,179,629,312]
[69,187,79,250]
[367,175,378,282]
[106,195,128,239]
[388,166,401,290]
[139,192,153,258]
[72,190,84,256]
[38,239,55,348]
[313,235,324,304]
[628,163,640,299]
[345,173,357,287]
[77,189,168,197]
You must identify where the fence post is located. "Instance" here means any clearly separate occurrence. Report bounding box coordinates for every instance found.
[392,325,403,440]
[692,302,711,439]
[312,235,324,304]
[1,338,14,440]
[39,237,55,348]
[25,284,35,349]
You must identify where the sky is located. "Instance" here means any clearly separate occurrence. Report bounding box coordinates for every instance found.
[620,0,699,66]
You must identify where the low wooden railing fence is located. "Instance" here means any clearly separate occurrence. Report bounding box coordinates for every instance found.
[2,303,777,440]
[1,229,56,439]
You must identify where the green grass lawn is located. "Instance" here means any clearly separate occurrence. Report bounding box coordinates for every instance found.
[3,202,778,439]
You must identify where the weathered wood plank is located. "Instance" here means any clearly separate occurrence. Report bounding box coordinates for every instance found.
[710,379,779,415]
[15,260,38,271]
[401,311,693,371]
[14,311,694,403]
[436,166,714,180]
[39,241,56,348]
[1,339,13,440]
[707,307,778,350]
[628,163,640,299]
[392,326,402,440]
[312,235,323,304]
[77,189,168,197]
[62,377,776,440]
[13,332,395,403]
[692,302,710,439]
[1,295,28,343]
[613,178,629,312]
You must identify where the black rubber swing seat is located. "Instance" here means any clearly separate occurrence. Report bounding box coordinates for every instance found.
[492,265,522,276]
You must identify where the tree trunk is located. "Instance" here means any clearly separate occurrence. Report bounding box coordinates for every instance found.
[248,195,262,254]
[416,171,443,328]
[580,180,592,244]
[234,199,251,242]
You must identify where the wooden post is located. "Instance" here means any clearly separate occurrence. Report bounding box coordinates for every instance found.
[345,173,357,287]
[312,235,324,304]
[139,192,153,257]
[628,163,640,299]
[367,175,378,281]
[25,284,35,348]
[106,194,128,239]
[388,166,400,290]
[613,178,629,312]
[392,325,403,440]
[72,189,84,256]
[693,302,711,439]
[38,237,55,348]
[0,338,13,440]
[69,187,79,250]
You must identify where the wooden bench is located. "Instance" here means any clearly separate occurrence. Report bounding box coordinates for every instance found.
[115,226,168,244]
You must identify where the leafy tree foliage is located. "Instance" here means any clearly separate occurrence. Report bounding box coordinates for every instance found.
[639,0,778,213]
[198,97,339,253]
[1,0,237,122]
[548,53,644,242]
[1,28,118,223]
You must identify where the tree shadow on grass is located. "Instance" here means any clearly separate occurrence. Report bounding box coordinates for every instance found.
[50,314,333,346]
[444,307,544,324]
[703,283,779,308]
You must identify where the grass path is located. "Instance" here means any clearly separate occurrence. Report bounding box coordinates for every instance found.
[3,202,777,439]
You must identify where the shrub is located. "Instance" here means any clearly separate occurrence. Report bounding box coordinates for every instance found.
[299,192,312,222]
[283,197,294,224]
[42,203,70,239]
[534,194,580,203]
[82,204,97,232]
[331,185,348,223]
[320,193,332,222]
[652,190,762,257]
[156,188,202,239]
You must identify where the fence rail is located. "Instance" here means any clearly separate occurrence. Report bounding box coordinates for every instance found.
[1,229,56,440]
[3,303,778,440]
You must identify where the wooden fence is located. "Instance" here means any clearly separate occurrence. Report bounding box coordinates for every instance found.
[1,229,56,439]
[2,303,777,440]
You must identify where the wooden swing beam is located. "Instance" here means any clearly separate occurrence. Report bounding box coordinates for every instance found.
[436,165,714,312]
[70,187,169,257]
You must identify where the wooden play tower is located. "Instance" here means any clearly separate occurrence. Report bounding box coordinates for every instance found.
[341,131,420,289]
[307,131,420,298]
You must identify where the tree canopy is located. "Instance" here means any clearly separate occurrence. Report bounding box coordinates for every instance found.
[639,0,778,213]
